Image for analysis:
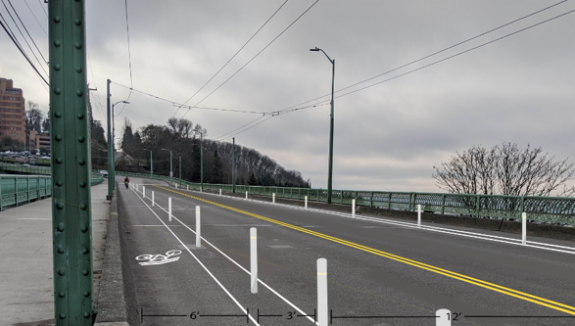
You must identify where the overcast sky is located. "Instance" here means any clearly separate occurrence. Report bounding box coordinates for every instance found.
[1,0,574,192]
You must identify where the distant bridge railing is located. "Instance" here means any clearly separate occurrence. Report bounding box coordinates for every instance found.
[116,171,575,225]
[0,163,104,210]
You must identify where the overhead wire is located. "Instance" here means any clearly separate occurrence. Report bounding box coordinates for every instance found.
[0,11,48,85]
[118,0,134,115]
[174,0,290,118]
[88,53,106,120]
[36,0,47,17]
[112,82,271,115]
[277,0,571,113]
[6,0,47,63]
[1,0,48,77]
[219,116,275,141]
[217,6,575,138]
[23,0,47,36]
[180,0,320,119]
[321,8,575,105]
[104,3,575,140]
[215,116,265,140]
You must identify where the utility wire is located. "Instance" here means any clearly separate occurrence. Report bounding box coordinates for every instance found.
[219,116,275,140]
[119,0,134,115]
[36,0,47,17]
[175,0,289,118]
[278,0,571,113]
[219,7,575,137]
[181,0,320,119]
[88,53,106,120]
[215,116,264,139]
[112,82,271,115]
[1,0,48,77]
[0,12,48,85]
[6,0,48,63]
[321,8,575,105]
[23,0,47,36]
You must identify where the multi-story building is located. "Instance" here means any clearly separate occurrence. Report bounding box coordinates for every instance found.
[38,132,50,149]
[0,77,26,145]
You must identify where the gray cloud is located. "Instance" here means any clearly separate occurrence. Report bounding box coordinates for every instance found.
[1,0,574,192]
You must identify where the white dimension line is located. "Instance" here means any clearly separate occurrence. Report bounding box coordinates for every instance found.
[130,188,261,325]
[172,185,575,255]
[131,186,317,325]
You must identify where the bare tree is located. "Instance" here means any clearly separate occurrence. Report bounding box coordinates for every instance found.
[26,102,44,134]
[433,143,575,197]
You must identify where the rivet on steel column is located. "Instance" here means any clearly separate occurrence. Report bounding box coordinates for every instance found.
[49,1,94,325]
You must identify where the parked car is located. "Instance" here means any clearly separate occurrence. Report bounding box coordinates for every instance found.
[99,170,109,178]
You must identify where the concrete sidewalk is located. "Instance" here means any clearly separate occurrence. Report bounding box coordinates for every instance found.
[0,181,111,326]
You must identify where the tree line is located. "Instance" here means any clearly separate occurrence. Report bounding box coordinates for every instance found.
[117,117,311,188]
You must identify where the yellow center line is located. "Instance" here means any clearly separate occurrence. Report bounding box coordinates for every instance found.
[154,185,575,315]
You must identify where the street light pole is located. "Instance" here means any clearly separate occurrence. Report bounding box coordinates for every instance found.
[107,79,113,200]
[143,149,153,176]
[179,156,182,186]
[108,99,130,188]
[232,137,236,193]
[200,132,204,191]
[310,47,335,204]
[161,149,173,178]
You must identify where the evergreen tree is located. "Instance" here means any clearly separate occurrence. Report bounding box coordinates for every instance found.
[212,150,223,183]
[248,173,258,185]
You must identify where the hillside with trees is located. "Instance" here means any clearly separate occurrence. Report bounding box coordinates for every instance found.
[117,118,310,188]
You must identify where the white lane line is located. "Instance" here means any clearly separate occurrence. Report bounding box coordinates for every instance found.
[129,187,261,325]
[133,186,317,325]
[176,187,575,255]
[132,224,273,227]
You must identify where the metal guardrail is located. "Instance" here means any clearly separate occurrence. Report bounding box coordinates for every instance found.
[116,171,575,225]
[0,175,52,210]
[0,163,104,210]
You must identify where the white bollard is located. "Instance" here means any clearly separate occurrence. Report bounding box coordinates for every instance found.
[136,184,139,192]
[169,197,172,222]
[272,193,275,203]
[418,204,421,227]
[152,191,155,207]
[522,212,527,245]
[436,309,452,326]
[246,191,248,200]
[305,196,308,209]
[196,206,201,248]
[187,185,189,191]
[219,189,222,195]
[176,184,178,189]
[143,186,146,199]
[352,199,356,218]
[250,228,258,293]
[317,258,328,326]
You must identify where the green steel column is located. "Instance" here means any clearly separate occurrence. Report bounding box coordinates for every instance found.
[232,137,236,193]
[150,151,153,175]
[170,151,173,178]
[106,79,113,199]
[327,59,335,204]
[200,133,203,191]
[179,156,181,186]
[49,1,94,324]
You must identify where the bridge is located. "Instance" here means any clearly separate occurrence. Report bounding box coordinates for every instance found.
[1,1,574,325]
[2,172,575,326]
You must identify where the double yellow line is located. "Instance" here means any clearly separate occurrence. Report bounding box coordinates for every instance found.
[155,185,575,315]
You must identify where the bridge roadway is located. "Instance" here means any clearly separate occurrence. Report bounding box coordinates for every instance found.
[117,176,575,326]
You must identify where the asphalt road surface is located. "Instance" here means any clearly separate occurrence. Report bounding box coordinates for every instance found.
[117,177,575,326]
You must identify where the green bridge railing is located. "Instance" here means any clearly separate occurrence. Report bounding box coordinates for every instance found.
[116,171,575,225]
[0,163,104,210]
